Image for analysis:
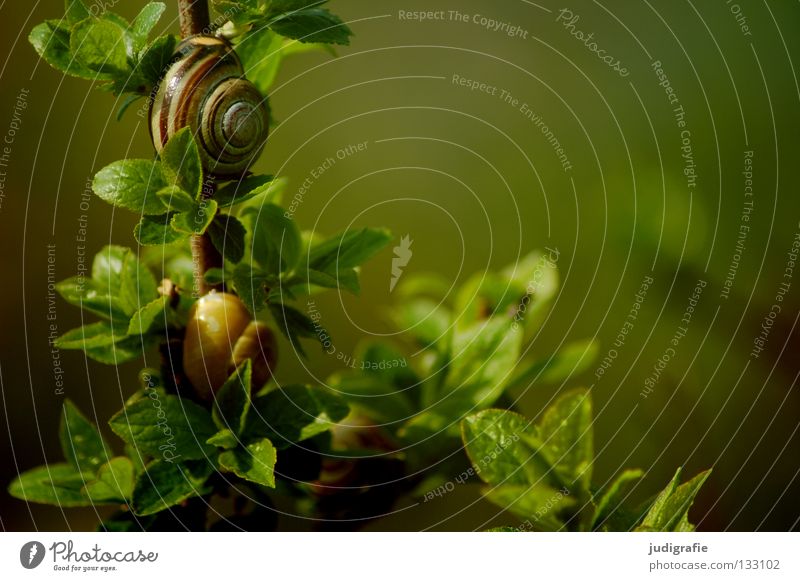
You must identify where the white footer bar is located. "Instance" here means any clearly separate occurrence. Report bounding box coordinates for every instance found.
[1,532,797,580]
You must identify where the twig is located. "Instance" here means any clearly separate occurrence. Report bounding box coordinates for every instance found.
[177,1,222,295]
[178,0,211,37]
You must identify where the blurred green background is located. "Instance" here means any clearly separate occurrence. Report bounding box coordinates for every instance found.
[1,0,798,531]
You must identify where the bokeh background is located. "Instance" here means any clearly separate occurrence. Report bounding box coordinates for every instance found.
[1,0,798,531]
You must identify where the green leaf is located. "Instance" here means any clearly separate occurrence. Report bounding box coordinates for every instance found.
[232,262,274,314]
[213,361,252,436]
[119,246,159,313]
[101,11,135,31]
[269,301,318,356]
[102,70,150,98]
[127,296,168,335]
[204,267,225,286]
[130,2,166,52]
[503,250,560,300]
[637,468,711,532]
[238,176,288,212]
[356,341,416,385]
[171,199,218,235]
[535,388,593,494]
[461,407,591,529]
[70,17,130,75]
[160,128,203,198]
[453,272,519,331]
[394,272,452,300]
[156,186,197,213]
[288,265,360,294]
[137,34,178,85]
[244,203,301,274]
[391,298,451,348]
[509,340,598,390]
[330,373,412,424]
[307,227,391,273]
[246,384,348,448]
[60,400,112,474]
[302,267,346,289]
[235,27,326,95]
[592,469,644,530]
[218,438,277,488]
[92,245,126,292]
[125,443,146,476]
[65,0,91,24]
[484,484,574,530]
[400,399,470,445]
[116,93,143,121]
[93,159,167,215]
[452,250,558,336]
[141,245,195,290]
[215,175,275,208]
[503,250,560,331]
[135,213,189,245]
[207,428,238,449]
[213,0,264,26]
[29,21,97,80]
[270,7,352,45]
[461,409,546,488]
[445,317,523,408]
[82,457,135,503]
[109,394,217,461]
[83,335,151,364]
[208,214,246,264]
[8,463,93,507]
[86,246,157,326]
[56,245,156,326]
[234,29,286,95]
[131,459,213,516]
[265,0,327,16]
[55,277,129,320]
[55,321,128,350]
[325,267,359,293]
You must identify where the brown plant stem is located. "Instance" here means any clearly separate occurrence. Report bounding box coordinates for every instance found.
[178,0,211,37]
[191,178,223,295]
[178,1,222,295]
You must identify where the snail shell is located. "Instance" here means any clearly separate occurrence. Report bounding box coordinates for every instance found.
[149,35,269,179]
[230,320,278,390]
[183,292,277,400]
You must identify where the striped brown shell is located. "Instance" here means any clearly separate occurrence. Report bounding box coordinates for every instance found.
[149,35,269,179]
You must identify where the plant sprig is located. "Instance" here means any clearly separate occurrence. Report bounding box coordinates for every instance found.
[12,0,377,527]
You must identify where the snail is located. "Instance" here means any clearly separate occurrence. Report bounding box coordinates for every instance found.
[183,291,277,400]
[149,35,269,179]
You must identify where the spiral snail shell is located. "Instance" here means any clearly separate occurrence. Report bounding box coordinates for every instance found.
[149,35,269,179]
[183,292,278,400]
